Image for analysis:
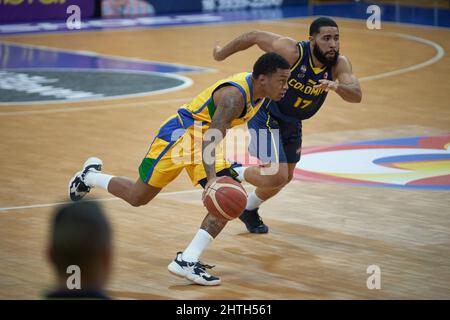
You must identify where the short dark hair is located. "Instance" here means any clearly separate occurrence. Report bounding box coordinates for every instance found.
[49,201,112,275]
[309,17,338,36]
[253,52,290,78]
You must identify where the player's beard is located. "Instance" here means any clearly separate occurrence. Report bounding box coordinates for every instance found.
[313,43,339,67]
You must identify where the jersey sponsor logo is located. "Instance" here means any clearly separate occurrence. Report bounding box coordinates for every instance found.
[298,64,307,78]
[202,0,283,11]
[293,135,450,190]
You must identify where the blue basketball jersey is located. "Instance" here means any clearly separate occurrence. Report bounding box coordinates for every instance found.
[269,41,333,122]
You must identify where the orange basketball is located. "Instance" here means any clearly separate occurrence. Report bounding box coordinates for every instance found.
[203,176,247,221]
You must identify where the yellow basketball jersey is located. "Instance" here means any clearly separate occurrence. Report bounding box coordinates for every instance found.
[178,72,266,128]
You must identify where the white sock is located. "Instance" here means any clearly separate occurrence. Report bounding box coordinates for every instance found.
[233,166,247,182]
[246,191,264,210]
[84,172,114,191]
[182,229,213,263]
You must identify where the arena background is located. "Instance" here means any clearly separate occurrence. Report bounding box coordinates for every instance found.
[0,0,449,300]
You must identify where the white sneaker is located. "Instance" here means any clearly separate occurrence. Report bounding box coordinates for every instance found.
[68,157,103,201]
[168,252,221,286]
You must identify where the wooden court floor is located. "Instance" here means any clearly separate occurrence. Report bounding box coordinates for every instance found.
[0,18,449,299]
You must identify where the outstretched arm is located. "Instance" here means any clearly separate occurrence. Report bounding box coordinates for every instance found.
[213,30,299,66]
[314,56,362,103]
[334,56,362,103]
[202,86,245,187]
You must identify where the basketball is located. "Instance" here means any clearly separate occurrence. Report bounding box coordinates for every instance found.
[203,176,247,220]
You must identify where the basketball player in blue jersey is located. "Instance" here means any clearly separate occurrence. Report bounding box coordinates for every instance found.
[213,17,362,233]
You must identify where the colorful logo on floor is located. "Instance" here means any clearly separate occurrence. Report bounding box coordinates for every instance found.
[294,135,450,190]
[0,43,211,105]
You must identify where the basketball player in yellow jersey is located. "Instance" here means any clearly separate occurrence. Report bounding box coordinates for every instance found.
[68,52,291,285]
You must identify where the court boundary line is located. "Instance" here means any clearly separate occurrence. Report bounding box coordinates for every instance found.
[313,15,450,32]
[0,40,216,74]
[0,98,190,116]
[0,189,203,212]
[0,185,257,212]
